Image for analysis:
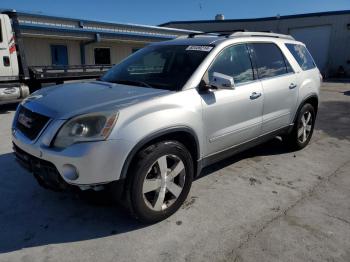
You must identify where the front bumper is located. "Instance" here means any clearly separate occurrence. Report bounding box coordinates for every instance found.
[12,124,133,187]
[13,143,71,191]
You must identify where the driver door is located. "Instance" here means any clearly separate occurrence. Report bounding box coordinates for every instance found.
[200,43,264,156]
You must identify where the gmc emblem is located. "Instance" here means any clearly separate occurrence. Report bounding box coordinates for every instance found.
[18,113,33,129]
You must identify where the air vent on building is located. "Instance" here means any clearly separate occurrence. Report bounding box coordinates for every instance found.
[215,14,225,20]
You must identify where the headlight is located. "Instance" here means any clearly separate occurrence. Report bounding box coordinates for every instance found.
[53,112,118,149]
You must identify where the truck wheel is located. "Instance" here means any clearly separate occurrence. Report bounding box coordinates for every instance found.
[128,141,193,223]
[285,103,316,150]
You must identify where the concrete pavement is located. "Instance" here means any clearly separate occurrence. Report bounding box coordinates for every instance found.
[0,82,349,262]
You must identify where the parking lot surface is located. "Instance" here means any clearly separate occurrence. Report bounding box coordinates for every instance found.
[0,82,349,262]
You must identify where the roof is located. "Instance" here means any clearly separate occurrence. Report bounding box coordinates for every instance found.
[160,10,350,26]
[0,9,200,41]
[151,31,297,47]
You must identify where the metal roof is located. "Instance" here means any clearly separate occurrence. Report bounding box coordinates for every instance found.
[160,10,350,26]
[18,23,178,41]
[0,9,200,41]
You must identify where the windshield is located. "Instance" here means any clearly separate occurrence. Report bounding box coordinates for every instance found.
[101,45,212,91]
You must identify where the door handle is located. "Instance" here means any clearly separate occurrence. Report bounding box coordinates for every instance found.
[250,92,262,100]
[289,83,297,89]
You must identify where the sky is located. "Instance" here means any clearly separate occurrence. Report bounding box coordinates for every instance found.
[1,0,349,26]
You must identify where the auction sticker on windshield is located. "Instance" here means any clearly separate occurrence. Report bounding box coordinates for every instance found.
[186,45,213,52]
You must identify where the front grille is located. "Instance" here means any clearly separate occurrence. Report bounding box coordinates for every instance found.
[15,105,50,140]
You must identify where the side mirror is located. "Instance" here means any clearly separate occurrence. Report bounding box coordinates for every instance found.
[209,72,235,90]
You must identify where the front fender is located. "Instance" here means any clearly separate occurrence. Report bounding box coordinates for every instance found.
[109,88,204,178]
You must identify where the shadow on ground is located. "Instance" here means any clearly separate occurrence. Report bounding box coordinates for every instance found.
[0,153,146,254]
[0,136,296,254]
[198,137,292,179]
[316,101,350,140]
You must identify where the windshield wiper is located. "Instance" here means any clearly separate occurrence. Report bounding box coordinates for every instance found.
[113,80,153,88]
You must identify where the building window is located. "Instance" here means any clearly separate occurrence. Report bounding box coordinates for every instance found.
[51,45,68,66]
[94,48,111,65]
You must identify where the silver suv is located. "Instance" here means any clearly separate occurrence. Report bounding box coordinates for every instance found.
[12,31,321,223]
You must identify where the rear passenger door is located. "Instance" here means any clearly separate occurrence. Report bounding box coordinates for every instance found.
[249,43,298,134]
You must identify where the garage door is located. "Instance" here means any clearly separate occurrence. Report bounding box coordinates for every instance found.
[289,25,331,74]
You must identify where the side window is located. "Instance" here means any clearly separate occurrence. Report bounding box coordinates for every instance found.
[208,44,254,85]
[285,43,316,71]
[250,43,291,79]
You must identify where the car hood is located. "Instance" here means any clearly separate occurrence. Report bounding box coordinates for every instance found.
[21,81,171,119]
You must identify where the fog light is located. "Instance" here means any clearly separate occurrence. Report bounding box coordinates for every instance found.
[62,164,79,180]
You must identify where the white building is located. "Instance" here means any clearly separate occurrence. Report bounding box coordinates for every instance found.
[161,10,350,77]
[3,10,197,67]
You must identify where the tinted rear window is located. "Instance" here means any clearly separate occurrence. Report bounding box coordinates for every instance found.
[250,43,291,79]
[285,44,316,71]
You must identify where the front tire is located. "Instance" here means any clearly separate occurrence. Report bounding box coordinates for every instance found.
[285,103,316,150]
[128,141,194,223]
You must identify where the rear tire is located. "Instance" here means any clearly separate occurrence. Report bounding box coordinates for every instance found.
[127,141,194,223]
[285,103,316,150]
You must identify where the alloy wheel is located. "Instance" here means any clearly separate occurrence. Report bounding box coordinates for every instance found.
[142,154,186,211]
[298,111,313,143]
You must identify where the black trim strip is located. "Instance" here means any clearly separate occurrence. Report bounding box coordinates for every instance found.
[200,126,290,168]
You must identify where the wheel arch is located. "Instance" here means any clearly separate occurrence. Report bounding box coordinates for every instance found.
[120,126,201,181]
[293,94,319,124]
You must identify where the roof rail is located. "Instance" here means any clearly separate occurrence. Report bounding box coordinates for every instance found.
[230,31,295,40]
[186,29,247,38]
[180,30,295,40]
